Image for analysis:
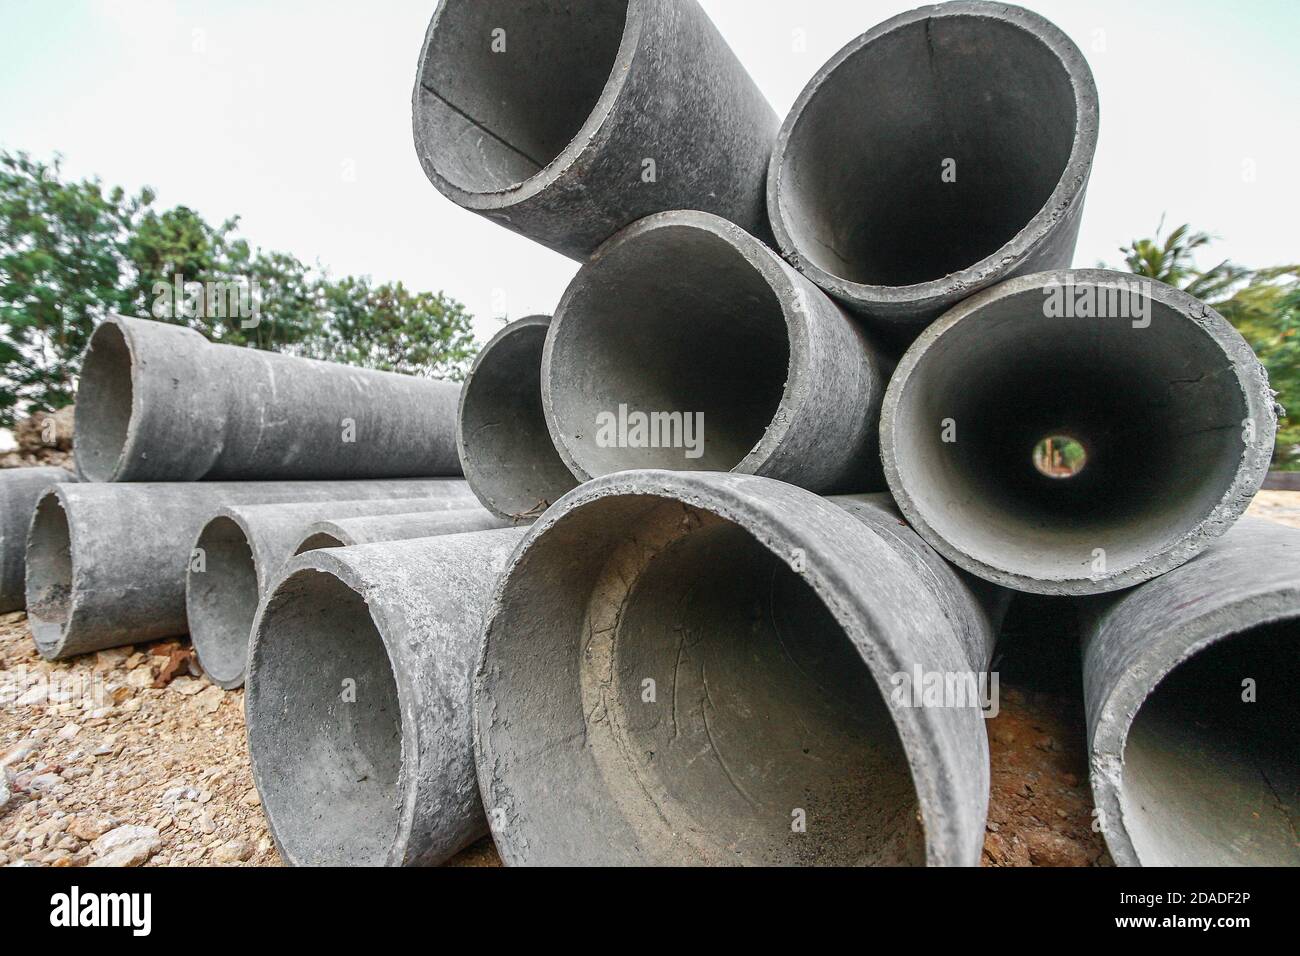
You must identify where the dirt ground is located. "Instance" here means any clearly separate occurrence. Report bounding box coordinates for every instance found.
[2,491,1296,868]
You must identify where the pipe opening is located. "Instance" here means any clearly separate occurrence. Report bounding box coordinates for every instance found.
[485,496,923,865]
[777,12,1078,288]
[26,494,73,648]
[462,320,577,517]
[1120,619,1300,866]
[1032,434,1087,480]
[75,321,134,482]
[295,533,347,555]
[416,0,630,194]
[188,518,259,685]
[249,569,403,866]
[891,288,1249,585]
[548,224,791,477]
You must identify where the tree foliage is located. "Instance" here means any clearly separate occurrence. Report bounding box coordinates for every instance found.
[1112,220,1299,469]
[0,150,476,426]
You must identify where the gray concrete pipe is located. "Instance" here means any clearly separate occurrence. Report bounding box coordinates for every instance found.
[542,211,894,494]
[880,270,1278,596]
[412,0,778,260]
[74,316,462,482]
[767,1,1099,339]
[294,509,512,555]
[24,479,471,660]
[187,494,482,689]
[458,315,578,520]
[474,470,1003,866]
[0,467,75,613]
[1083,518,1299,866]
[246,527,528,866]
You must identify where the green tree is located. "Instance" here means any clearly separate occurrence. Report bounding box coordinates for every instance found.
[0,150,477,426]
[1111,221,1299,469]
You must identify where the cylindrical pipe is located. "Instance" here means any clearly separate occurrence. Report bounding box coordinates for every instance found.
[459,315,578,520]
[1,468,75,613]
[542,211,893,493]
[294,509,512,555]
[412,0,779,260]
[880,270,1278,595]
[74,316,462,482]
[24,479,471,660]
[767,1,1099,337]
[246,527,529,866]
[474,470,1002,866]
[187,495,482,689]
[1083,519,1300,866]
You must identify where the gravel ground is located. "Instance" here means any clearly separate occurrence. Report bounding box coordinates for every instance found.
[2,491,1296,868]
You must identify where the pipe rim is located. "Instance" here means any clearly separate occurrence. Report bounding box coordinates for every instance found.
[246,555,421,867]
[880,269,1277,595]
[766,1,1099,319]
[540,210,809,483]
[475,469,990,866]
[458,314,575,520]
[24,487,79,659]
[1088,593,1300,866]
[74,317,144,483]
[412,0,644,211]
[186,512,264,690]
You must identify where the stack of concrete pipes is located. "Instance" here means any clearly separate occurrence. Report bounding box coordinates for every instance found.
[7,0,1292,869]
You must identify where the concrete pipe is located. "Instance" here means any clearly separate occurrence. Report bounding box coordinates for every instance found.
[295,509,512,555]
[0,468,75,613]
[24,479,470,660]
[187,493,481,689]
[459,316,578,520]
[767,1,1099,338]
[542,211,893,493]
[474,471,1003,866]
[74,316,462,482]
[246,527,528,866]
[880,270,1278,596]
[412,0,778,260]
[1083,519,1299,866]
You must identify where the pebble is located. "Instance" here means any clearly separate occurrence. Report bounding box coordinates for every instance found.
[56,723,80,741]
[89,825,161,868]
[213,839,254,864]
[1026,828,1091,867]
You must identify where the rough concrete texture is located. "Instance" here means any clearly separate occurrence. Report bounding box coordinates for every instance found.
[187,492,481,690]
[74,316,462,483]
[294,509,511,555]
[24,480,470,661]
[543,211,893,493]
[245,527,528,866]
[881,269,1279,595]
[1082,518,1299,866]
[474,470,1001,866]
[767,2,1098,338]
[412,0,779,260]
[459,316,578,520]
[1,468,75,613]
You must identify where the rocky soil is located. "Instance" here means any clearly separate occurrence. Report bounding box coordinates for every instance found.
[2,491,1296,868]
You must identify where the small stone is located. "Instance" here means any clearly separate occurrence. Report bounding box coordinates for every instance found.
[213,839,254,864]
[1026,829,1091,867]
[169,678,205,697]
[194,685,224,715]
[198,812,216,834]
[0,775,9,811]
[56,723,81,741]
[1034,736,1056,752]
[1,739,37,768]
[1061,772,1080,788]
[125,667,154,690]
[68,816,113,842]
[89,825,161,868]
[240,788,261,808]
[28,773,63,793]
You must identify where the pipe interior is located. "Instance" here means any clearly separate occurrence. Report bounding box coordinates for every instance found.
[1120,619,1300,866]
[485,496,924,865]
[26,494,73,639]
[295,532,347,555]
[891,287,1249,583]
[416,0,630,193]
[74,322,134,482]
[188,518,259,684]
[548,225,791,477]
[249,569,403,866]
[778,13,1077,287]
[462,323,577,517]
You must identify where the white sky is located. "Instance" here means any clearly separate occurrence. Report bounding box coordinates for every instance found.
[1,0,1297,345]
